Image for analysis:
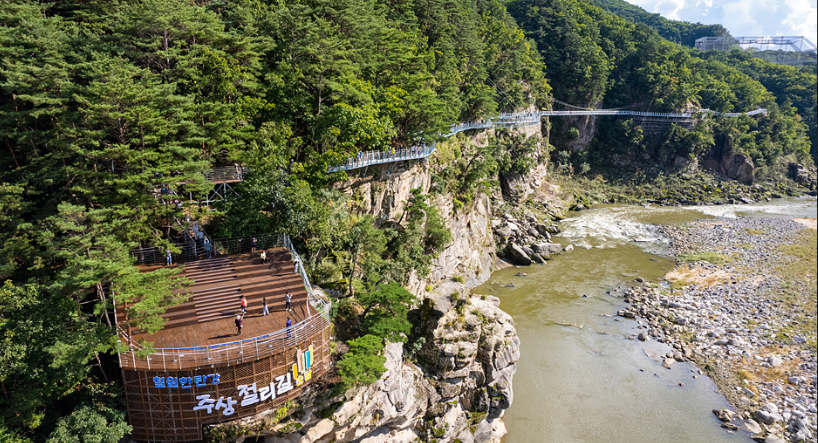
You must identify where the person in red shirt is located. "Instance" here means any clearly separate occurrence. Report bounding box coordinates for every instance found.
[240,295,247,314]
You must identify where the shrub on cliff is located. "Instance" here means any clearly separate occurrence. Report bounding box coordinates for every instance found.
[337,335,387,389]
[359,283,416,342]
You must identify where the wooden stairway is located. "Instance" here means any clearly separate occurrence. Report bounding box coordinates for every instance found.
[121,249,309,334]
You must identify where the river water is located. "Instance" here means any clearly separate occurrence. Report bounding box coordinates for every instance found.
[475,197,817,443]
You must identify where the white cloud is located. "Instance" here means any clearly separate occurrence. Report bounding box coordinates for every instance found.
[624,0,818,47]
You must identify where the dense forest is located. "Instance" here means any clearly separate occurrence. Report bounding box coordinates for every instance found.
[0,0,814,441]
[586,0,730,47]
[508,0,813,174]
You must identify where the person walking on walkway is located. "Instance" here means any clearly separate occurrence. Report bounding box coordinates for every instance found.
[166,249,172,266]
[251,237,258,252]
[240,295,247,314]
[286,317,292,338]
[260,250,267,264]
[204,239,211,258]
[262,297,269,316]
[197,230,204,247]
[235,314,243,335]
[285,292,292,311]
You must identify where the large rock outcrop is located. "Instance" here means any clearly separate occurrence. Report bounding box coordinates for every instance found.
[250,291,519,443]
[260,118,540,443]
[706,152,755,185]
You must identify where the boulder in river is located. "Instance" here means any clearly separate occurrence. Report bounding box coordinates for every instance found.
[532,242,562,256]
[535,224,552,239]
[740,419,762,434]
[506,242,532,266]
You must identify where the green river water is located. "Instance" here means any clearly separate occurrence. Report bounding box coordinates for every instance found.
[475,197,817,443]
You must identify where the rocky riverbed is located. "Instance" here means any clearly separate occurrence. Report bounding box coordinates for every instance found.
[618,217,817,443]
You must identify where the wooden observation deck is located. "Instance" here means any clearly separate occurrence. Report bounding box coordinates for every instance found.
[118,249,303,347]
[117,244,332,442]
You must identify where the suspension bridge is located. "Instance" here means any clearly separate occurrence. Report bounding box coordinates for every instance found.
[328,106,768,173]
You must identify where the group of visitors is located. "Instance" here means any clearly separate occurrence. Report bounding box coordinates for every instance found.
[191,225,212,258]
[166,235,300,339]
[234,292,294,337]
[232,247,296,337]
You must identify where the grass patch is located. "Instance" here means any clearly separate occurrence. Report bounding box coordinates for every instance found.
[774,229,817,350]
[677,251,727,264]
[665,265,732,287]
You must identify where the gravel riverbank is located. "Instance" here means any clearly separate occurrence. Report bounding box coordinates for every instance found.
[618,217,817,442]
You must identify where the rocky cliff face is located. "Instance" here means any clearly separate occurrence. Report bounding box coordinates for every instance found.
[237,291,517,443]
[233,127,543,443]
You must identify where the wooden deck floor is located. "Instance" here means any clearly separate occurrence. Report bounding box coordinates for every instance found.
[116,249,310,349]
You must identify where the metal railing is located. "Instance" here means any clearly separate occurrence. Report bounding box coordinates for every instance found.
[120,231,327,371]
[327,107,767,172]
[327,145,436,173]
[205,166,249,182]
[118,300,330,370]
[534,108,768,118]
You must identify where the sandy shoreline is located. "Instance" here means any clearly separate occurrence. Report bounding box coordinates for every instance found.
[794,218,817,230]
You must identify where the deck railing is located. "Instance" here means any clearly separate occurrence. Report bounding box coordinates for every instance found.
[205,166,249,182]
[121,231,327,371]
[327,145,436,173]
[118,299,330,370]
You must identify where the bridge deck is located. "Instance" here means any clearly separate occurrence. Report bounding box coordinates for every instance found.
[327,107,767,172]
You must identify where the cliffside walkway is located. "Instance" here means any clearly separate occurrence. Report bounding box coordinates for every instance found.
[328,107,767,172]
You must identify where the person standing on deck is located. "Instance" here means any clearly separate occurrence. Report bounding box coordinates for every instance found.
[260,250,267,264]
[240,295,247,314]
[166,249,172,266]
[251,237,258,252]
[285,292,292,311]
[262,298,269,316]
[286,317,292,338]
[204,239,211,258]
[235,315,243,335]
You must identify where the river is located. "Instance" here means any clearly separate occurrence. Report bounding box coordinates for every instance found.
[475,197,817,443]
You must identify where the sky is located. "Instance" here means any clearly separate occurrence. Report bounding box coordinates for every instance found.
[623,0,818,49]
